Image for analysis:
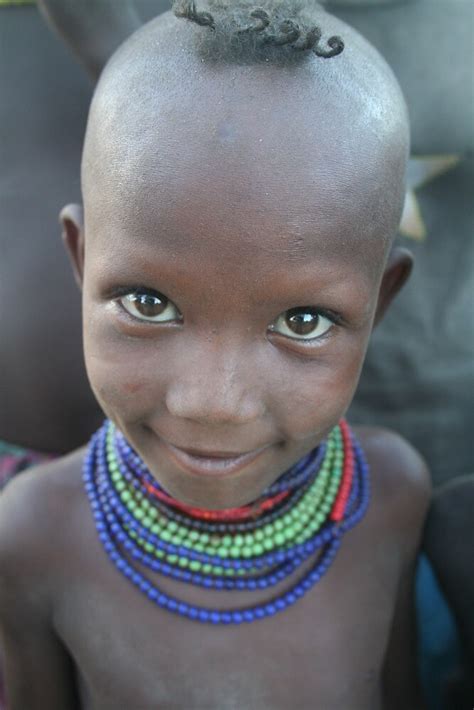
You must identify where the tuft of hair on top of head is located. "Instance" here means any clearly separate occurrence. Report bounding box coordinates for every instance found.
[172,0,344,64]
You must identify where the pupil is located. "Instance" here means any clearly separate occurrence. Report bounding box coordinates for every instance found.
[134,293,166,317]
[286,309,319,335]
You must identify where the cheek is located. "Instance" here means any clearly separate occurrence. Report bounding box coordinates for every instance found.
[272,340,367,440]
[83,321,167,422]
[87,362,159,424]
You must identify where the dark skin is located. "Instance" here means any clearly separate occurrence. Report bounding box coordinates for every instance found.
[37,1,170,79]
[37,0,141,78]
[0,435,429,710]
[0,11,431,709]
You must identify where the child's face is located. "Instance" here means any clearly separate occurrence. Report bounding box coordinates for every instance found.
[67,62,409,510]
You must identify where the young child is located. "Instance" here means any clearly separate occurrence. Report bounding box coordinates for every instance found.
[0,2,431,708]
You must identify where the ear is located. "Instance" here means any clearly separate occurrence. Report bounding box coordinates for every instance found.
[60,203,85,289]
[373,246,413,327]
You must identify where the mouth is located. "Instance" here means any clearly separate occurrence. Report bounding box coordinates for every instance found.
[161,440,270,479]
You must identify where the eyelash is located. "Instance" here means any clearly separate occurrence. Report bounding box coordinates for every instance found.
[110,287,342,342]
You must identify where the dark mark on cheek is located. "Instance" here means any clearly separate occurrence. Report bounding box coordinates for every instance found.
[123,381,144,395]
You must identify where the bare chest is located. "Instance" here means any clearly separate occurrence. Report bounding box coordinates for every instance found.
[55,533,398,710]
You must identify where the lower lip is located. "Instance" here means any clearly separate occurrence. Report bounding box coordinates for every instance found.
[161,442,269,479]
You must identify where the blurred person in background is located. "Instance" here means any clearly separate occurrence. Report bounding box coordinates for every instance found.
[0,0,168,485]
[325,2,474,708]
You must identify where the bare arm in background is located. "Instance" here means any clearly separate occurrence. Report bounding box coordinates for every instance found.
[37,0,142,78]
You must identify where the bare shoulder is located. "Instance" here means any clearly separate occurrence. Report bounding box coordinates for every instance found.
[0,450,85,602]
[355,428,432,708]
[354,425,432,542]
[0,453,86,709]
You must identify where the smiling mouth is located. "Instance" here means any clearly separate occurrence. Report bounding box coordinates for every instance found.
[161,441,270,478]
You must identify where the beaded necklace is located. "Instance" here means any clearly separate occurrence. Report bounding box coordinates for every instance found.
[84,419,370,624]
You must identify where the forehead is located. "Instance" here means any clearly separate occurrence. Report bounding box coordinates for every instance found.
[83,43,403,279]
[85,165,386,308]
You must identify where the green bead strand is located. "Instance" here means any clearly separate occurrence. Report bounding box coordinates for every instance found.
[109,423,345,574]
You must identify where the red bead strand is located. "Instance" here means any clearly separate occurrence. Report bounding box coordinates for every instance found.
[330,419,354,522]
[143,480,290,521]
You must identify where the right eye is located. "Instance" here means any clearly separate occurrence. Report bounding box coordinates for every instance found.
[118,289,181,323]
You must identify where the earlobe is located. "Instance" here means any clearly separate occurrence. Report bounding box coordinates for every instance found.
[373,247,413,327]
[60,203,85,289]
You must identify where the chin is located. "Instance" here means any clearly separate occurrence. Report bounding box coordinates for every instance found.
[151,470,269,511]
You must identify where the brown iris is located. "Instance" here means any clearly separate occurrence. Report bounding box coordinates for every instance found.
[130,292,168,318]
[285,308,320,336]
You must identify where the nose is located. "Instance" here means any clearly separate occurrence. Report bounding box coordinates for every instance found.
[165,345,265,426]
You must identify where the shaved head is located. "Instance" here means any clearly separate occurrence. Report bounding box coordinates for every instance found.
[69,4,412,509]
[82,4,408,268]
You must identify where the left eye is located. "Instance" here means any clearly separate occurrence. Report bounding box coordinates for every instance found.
[269,307,334,341]
[118,290,181,323]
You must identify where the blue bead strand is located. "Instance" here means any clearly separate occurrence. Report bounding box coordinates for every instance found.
[83,421,370,624]
[97,425,339,572]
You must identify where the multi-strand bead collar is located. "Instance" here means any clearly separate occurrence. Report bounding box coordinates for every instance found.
[84,419,370,625]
